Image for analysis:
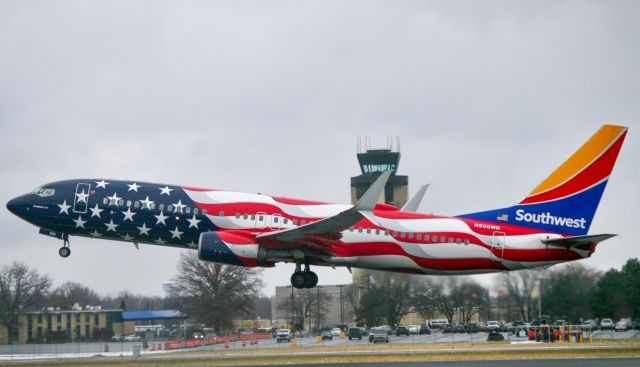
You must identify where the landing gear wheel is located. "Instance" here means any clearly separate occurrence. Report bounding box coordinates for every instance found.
[304,271,318,288]
[59,247,71,258]
[291,271,307,289]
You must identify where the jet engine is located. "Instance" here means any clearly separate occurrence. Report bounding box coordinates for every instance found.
[198,231,267,267]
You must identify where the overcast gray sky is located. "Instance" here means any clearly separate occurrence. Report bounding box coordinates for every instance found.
[1,0,638,297]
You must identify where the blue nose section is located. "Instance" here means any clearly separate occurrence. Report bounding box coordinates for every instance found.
[6,196,20,215]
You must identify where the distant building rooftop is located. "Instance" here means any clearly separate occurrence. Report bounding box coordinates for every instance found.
[121,310,187,321]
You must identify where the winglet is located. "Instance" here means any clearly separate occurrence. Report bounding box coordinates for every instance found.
[354,170,392,211]
[402,184,430,212]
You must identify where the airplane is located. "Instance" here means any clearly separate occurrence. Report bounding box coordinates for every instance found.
[6,124,628,289]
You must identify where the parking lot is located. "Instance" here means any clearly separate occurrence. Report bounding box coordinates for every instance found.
[1,328,639,359]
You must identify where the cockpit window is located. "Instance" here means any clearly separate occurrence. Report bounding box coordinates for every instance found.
[31,187,55,197]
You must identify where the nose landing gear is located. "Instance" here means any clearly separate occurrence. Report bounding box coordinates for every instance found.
[290,264,318,289]
[59,236,71,258]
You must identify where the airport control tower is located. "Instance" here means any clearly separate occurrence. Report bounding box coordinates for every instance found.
[350,139,409,285]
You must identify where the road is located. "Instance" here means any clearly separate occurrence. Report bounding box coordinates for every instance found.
[238,358,640,367]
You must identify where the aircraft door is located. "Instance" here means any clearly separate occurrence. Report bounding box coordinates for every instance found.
[72,183,91,214]
[491,231,506,262]
[255,212,267,229]
[269,213,283,229]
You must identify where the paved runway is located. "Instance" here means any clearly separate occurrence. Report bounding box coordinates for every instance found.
[242,358,640,367]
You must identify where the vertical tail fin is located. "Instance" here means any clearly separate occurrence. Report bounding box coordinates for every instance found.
[458,124,628,235]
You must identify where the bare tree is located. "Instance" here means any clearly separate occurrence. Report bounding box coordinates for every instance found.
[48,282,101,309]
[500,270,539,322]
[172,251,263,333]
[0,262,51,343]
[276,287,328,331]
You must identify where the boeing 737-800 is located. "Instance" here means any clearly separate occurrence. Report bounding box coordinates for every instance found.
[6,125,628,288]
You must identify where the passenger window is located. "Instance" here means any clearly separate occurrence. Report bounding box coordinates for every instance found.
[416,233,422,240]
[103,198,108,205]
[235,213,240,218]
[408,233,414,240]
[400,232,406,239]
[392,231,397,237]
[375,229,380,235]
[273,217,279,223]
[219,211,225,217]
[185,207,191,214]
[301,220,306,225]
[293,219,297,225]
[243,214,248,219]
[202,209,207,215]
[151,203,155,210]
[194,208,199,215]
[456,238,461,244]
[159,203,164,211]
[283,218,288,224]
[117,199,124,206]
[258,215,263,221]
[134,201,140,208]
[440,236,446,243]
[358,228,363,233]
[366,228,371,234]
[126,200,132,207]
[464,239,470,245]
[250,214,255,220]
[167,205,173,212]
[448,237,453,243]
[384,230,389,236]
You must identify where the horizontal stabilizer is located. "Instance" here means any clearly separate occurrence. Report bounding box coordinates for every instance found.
[542,234,617,247]
[402,184,430,212]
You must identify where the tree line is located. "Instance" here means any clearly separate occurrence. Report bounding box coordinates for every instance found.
[350,258,640,327]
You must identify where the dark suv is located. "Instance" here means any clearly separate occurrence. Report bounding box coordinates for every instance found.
[348,327,365,340]
[396,326,410,336]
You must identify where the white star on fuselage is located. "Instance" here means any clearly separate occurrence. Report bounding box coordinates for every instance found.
[58,201,71,215]
[122,233,135,241]
[154,211,168,225]
[90,230,102,238]
[187,214,201,229]
[89,204,103,218]
[75,190,89,204]
[172,200,186,213]
[73,215,87,228]
[105,219,119,232]
[169,226,183,239]
[127,183,141,192]
[122,207,136,222]
[154,237,167,245]
[140,196,154,210]
[159,186,174,196]
[95,180,109,189]
[137,223,151,236]
[107,193,122,206]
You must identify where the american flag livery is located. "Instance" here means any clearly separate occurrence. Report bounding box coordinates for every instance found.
[6,125,628,288]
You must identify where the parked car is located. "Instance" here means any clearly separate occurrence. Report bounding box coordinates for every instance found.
[321,330,333,340]
[583,319,598,329]
[442,324,453,334]
[428,319,448,329]
[378,325,392,335]
[111,334,125,342]
[408,325,420,334]
[275,329,292,343]
[330,328,341,336]
[600,318,614,330]
[369,327,390,343]
[486,321,501,332]
[466,323,479,333]
[124,334,140,342]
[348,327,365,340]
[487,330,505,341]
[615,318,632,331]
[419,326,432,335]
[396,326,410,336]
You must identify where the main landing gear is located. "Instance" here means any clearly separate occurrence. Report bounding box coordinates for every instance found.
[290,263,318,289]
[59,236,71,258]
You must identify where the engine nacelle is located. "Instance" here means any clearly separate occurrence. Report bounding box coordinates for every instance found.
[198,231,267,267]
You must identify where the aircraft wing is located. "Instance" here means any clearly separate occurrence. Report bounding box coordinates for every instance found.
[542,234,617,248]
[256,171,391,251]
[401,184,430,212]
